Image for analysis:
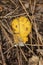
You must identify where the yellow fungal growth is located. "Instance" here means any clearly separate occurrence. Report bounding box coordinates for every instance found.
[11,16,32,44]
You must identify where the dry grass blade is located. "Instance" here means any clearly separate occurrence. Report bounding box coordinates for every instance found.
[0,13,26,18]
[0,40,7,65]
[19,46,28,62]
[33,21,43,45]
[1,24,13,46]
[25,45,35,55]
[4,6,19,17]
[16,47,21,65]
[10,0,17,7]
[19,0,30,18]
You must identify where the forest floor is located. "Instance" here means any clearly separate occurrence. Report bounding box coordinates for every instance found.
[0,0,43,65]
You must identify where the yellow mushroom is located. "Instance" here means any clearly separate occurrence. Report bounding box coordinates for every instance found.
[11,16,32,44]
